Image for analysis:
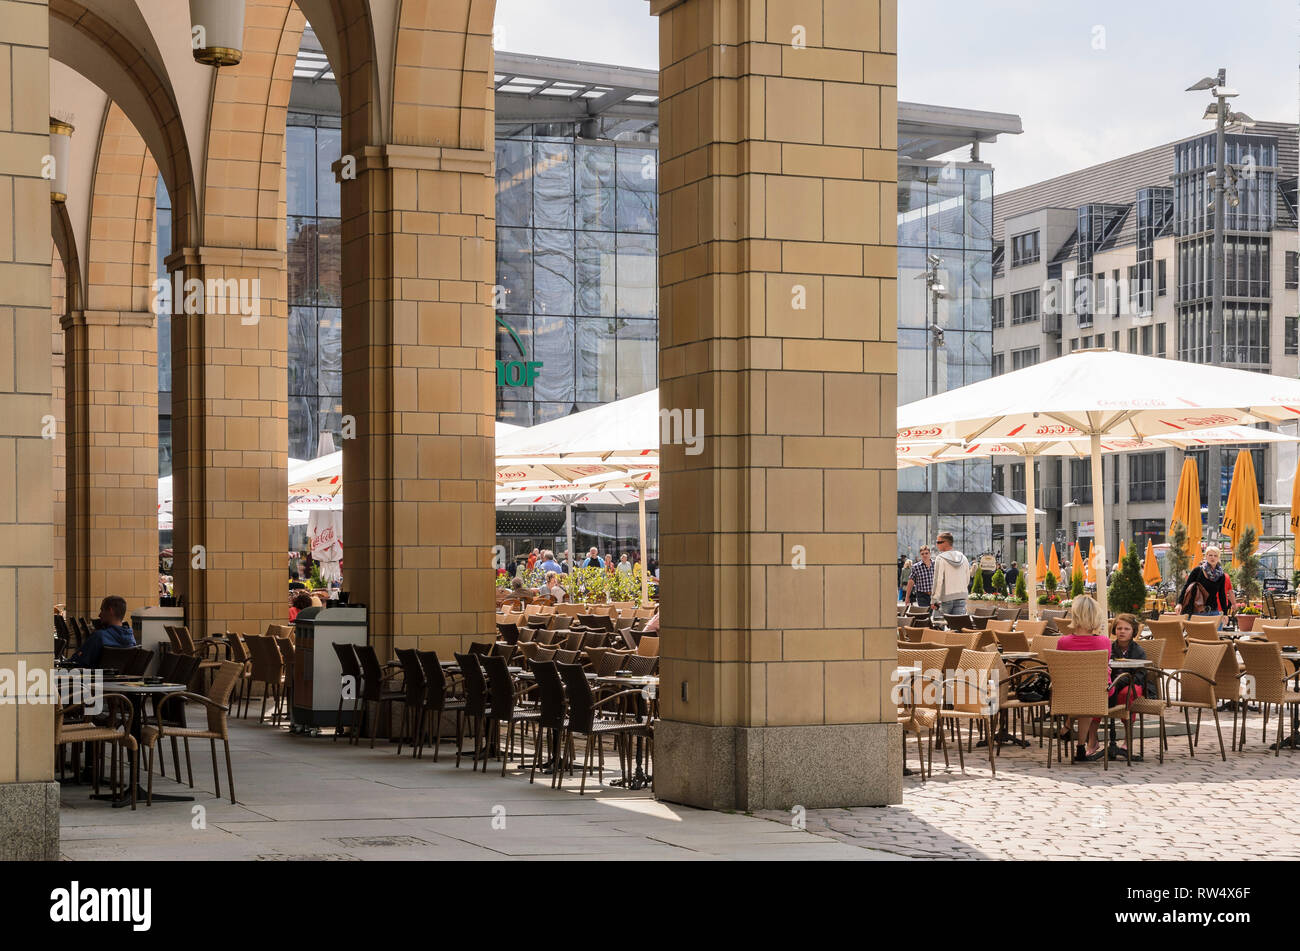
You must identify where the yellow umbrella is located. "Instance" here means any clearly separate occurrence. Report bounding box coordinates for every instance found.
[1084,542,1095,585]
[1071,543,1083,585]
[1291,454,1300,571]
[1170,456,1202,564]
[1221,448,1263,554]
[1036,543,1046,580]
[1143,538,1161,586]
[1049,543,1061,580]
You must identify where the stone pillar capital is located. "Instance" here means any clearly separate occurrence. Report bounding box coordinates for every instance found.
[163,245,283,273]
[332,143,493,181]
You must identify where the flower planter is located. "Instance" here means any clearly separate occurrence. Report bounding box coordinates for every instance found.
[1237,614,1258,632]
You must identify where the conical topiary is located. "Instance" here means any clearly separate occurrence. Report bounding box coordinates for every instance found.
[990,568,1005,595]
[1070,569,1085,599]
[1014,572,1027,603]
[971,568,985,596]
[1107,541,1146,615]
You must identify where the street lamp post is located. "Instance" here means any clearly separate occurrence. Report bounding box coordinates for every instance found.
[1187,69,1252,548]
[920,255,947,539]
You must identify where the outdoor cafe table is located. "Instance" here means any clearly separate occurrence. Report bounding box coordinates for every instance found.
[93,680,189,808]
[1275,647,1300,751]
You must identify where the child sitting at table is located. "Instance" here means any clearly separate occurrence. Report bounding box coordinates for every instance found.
[1056,595,1110,761]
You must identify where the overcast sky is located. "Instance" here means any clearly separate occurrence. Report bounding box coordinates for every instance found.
[494,0,1296,193]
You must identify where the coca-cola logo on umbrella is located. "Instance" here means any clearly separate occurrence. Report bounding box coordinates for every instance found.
[1033,424,1078,436]
[899,427,942,438]
[1178,414,1235,426]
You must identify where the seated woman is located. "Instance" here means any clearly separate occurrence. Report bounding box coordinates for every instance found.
[544,571,565,602]
[1055,595,1110,761]
[510,576,540,599]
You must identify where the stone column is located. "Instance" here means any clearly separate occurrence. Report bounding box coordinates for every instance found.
[337,145,496,660]
[0,0,59,859]
[650,0,901,810]
[62,308,158,617]
[167,246,287,638]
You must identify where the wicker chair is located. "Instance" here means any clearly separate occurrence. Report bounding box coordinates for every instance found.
[1015,620,1047,638]
[994,606,1020,622]
[1042,649,1135,768]
[141,660,243,804]
[354,643,406,749]
[1027,634,1060,653]
[1236,640,1300,755]
[1258,623,1300,650]
[331,642,362,742]
[942,630,980,650]
[897,647,947,780]
[1172,638,1240,758]
[452,651,494,771]
[1182,618,1222,641]
[1144,619,1187,679]
[56,695,138,808]
[938,649,1001,775]
[944,614,976,632]
[624,653,658,677]
[556,661,645,794]
[1128,638,1168,762]
[984,618,1014,635]
[635,635,659,657]
[993,629,1030,652]
[482,653,541,775]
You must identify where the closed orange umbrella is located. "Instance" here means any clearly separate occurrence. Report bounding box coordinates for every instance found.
[1143,538,1161,586]
[1221,449,1263,554]
[1117,539,1127,567]
[1290,454,1300,570]
[1036,543,1047,580]
[1071,542,1083,585]
[1049,543,1061,580]
[1170,456,1202,563]
[1084,541,1096,585]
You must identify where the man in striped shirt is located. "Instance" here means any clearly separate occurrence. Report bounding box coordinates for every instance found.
[903,546,934,608]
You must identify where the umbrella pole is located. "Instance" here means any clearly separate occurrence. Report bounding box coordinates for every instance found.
[1090,432,1108,616]
[1025,451,1038,620]
[565,500,575,573]
[637,486,649,608]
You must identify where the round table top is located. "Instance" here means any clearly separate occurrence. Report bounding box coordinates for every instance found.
[595,675,658,686]
[103,681,188,694]
[1108,658,1152,669]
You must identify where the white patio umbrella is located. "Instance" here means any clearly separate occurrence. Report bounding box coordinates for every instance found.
[496,392,660,605]
[898,425,1297,617]
[898,350,1300,614]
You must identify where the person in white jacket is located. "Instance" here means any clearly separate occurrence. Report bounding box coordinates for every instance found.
[930,531,971,617]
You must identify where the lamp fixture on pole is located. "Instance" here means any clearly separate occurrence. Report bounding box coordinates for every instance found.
[189,0,245,67]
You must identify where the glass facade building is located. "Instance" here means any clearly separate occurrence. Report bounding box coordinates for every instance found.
[896,162,996,557]
[494,132,659,426]
[1175,132,1278,367]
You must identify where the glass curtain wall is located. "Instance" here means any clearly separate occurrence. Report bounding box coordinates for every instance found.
[495,132,660,425]
[286,111,344,460]
[897,162,995,558]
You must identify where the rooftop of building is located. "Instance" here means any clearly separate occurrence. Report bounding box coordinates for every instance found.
[993,121,1299,247]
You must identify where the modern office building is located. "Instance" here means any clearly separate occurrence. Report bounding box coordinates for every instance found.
[990,122,1300,566]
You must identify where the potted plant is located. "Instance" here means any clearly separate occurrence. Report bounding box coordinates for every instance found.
[990,567,1006,596]
[1014,573,1027,603]
[1237,604,1261,632]
[971,569,985,597]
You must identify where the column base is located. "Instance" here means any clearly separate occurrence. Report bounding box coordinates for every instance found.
[653,721,902,811]
[0,782,60,860]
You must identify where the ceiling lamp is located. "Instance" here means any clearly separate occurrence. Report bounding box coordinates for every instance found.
[189,0,245,67]
[48,118,72,203]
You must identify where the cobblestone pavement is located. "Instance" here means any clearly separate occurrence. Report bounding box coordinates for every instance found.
[759,707,1300,860]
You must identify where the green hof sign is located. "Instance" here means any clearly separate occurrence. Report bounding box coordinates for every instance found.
[496,314,543,388]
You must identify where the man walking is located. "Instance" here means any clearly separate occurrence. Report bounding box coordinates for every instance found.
[902,546,934,609]
[931,531,971,617]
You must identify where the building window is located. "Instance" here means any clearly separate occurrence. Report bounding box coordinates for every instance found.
[1011,289,1040,325]
[1127,328,1137,353]
[1286,316,1298,356]
[1190,446,1265,506]
[1132,518,1166,546]
[1157,259,1167,296]
[992,352,1005,376]
[1157,323,1167,357]
[992,465,1005,496]
[1287,251,1299,290]
[1112,330,1120,351]
[1010,463,1025,501]
[1128,264,1139,314]
[1012,347,1040,370]
[991,296,1004,329]
[1111,269,1121,316]
[1069,458,1093,504]
[1141,324,1152,355]
[1129,452,1166,502]
[1011,231,1040,267]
